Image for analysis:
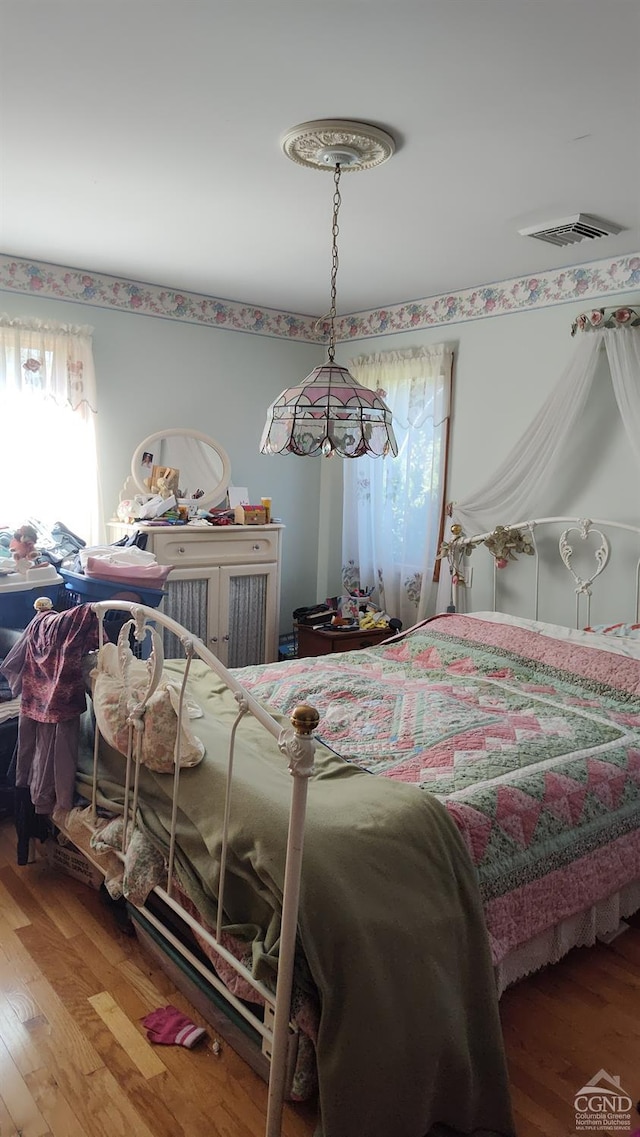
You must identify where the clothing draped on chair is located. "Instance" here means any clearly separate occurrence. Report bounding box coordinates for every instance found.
[0,605,99,862]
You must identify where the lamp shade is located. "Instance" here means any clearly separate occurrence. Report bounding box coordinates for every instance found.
[260,362,398,458]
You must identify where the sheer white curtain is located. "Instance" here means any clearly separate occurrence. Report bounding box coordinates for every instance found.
[437,307,640,611]
[342,345,453,628]
[0,315,100,543]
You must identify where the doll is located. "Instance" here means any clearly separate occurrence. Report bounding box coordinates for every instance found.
[9,524,39,566]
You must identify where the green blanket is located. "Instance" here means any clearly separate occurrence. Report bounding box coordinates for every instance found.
[79,659,514,1137]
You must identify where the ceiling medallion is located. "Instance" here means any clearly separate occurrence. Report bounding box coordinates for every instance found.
[281,119,396,172]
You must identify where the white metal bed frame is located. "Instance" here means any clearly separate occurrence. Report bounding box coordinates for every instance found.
[445,516,640,626]
[52,520,640,1133]
[71,599,318,1137]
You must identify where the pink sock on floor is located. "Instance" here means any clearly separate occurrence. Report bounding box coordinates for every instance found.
[141,1005,206,1048]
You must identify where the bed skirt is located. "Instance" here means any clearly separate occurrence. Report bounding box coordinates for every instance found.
[495,878,640,995]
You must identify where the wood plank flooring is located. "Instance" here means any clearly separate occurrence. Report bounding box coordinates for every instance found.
[0,818,639,1137]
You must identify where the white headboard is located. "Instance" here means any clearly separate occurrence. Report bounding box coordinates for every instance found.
[442,517,640,629]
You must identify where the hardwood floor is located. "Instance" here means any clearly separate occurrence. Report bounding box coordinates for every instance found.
[0,817,638,1137]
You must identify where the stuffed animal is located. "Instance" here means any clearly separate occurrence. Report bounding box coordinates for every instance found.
[155,467,180,499]
[9,524,39,566]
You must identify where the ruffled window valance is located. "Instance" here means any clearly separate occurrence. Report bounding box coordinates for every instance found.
[0,313,97,419]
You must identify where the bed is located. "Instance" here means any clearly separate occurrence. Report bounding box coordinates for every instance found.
[240,607,640,991]
[3,595,515,1137]
[5,515,640,1137]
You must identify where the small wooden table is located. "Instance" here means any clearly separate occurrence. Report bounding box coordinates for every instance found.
[296,622,391,658]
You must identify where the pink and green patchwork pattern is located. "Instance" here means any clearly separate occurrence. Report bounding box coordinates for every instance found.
[237,615,640,963]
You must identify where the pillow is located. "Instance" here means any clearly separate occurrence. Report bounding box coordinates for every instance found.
[91,816,166,905]
[584,622,640,638]
[91,642,205,773]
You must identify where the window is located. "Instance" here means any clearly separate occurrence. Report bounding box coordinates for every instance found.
[0,317,100,544]
[342,345,453,627]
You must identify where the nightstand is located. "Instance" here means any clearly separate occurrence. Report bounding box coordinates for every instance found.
[296,623,392,658]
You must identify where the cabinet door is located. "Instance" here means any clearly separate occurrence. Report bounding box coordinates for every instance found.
[160,566,220,659]
[218,562,278,668]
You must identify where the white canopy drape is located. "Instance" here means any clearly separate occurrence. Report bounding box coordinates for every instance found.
[438,305,640,611]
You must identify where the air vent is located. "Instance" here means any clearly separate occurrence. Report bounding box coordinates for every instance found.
[518,213,623,247]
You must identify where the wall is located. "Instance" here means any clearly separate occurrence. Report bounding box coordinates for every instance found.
[3,273,639,627]
[324,288,640,612]
[0,289,324,631]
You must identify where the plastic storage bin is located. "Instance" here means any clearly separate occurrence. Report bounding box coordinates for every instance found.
[0,570,63,630]
[59,569,166,657]
[59,568,166,609]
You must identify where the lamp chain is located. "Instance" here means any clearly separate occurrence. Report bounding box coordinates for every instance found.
[327,163,341,363]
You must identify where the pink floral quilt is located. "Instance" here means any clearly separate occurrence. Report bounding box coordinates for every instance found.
[237,614,640,964]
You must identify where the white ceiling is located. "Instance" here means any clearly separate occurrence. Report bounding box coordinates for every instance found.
[1,0,639,317]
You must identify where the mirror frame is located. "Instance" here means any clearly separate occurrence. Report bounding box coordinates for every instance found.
[131,428,232,509]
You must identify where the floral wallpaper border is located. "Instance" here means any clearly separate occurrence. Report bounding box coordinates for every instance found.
[332,254,640,340]
[0,252,638,343]
[0,256,319,342]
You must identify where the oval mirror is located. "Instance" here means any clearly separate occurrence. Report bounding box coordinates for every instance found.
[131,429,231,509]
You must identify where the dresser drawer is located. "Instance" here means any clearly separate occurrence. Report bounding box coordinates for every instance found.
[150,527,280,567]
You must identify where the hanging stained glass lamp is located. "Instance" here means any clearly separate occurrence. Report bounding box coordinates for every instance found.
[260,120,398,459]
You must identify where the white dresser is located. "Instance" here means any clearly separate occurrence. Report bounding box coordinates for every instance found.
[107,522,283,667]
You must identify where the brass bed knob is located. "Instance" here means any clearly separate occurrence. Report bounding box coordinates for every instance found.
[290,704,320,735]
